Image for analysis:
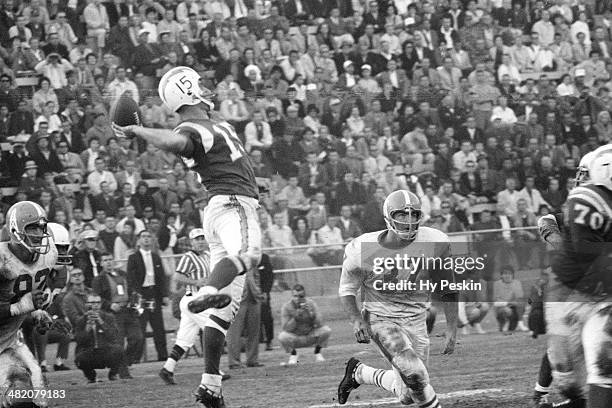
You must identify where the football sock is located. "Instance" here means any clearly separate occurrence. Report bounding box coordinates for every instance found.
[314,345,321,354]
[204,327,225,375]
[587,385,612,408]
[355,363,395,392]
[536,352,553,389]
[201,373,222,396]
[291,349,297,356]
[206,256,247,290]
[164,345,186,372]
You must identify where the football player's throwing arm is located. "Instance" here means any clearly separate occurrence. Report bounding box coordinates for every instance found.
[112,123,188,154]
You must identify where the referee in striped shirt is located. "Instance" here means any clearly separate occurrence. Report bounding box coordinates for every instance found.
[159,228,211,385]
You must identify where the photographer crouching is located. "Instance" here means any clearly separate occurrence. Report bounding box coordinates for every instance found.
[92,253,143,367]
[74,293,131,383]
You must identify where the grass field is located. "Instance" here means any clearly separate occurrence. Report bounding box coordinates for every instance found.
[39,292,550,408]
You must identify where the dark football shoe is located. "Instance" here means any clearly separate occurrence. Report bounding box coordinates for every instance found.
[159,367,176,385]
[194,386,226,408]
[188,294,232,314]
[338,357,361,405]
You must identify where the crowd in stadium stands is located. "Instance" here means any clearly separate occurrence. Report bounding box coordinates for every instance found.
[0,0,610,368]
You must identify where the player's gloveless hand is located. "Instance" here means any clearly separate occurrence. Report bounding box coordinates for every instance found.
[353,318,372,343]
[112,122,137,139]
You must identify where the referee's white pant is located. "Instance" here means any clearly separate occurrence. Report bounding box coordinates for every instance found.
[175,293,211,349]
[200,194,262,335]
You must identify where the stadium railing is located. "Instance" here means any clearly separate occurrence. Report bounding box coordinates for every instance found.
[115,226,543,296]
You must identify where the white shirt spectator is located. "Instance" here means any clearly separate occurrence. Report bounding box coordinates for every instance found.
[571,20,591,45]
[244,120,273,153]
[517,187,550,213]
[34,58,74,89]
[497,189,520,217]
[452,150,477,172]
[175,1,199,24]
[115,217,146,235]
[34,114,62,133]
[87,170,118,195]
[106,77,140,104]
[315,224,344,250]
[490,106,518,124]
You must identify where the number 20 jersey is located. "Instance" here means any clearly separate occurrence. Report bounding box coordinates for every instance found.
[551,184,612,294]
[174,119,259,199]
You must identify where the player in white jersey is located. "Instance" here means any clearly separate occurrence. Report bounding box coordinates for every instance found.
[114,67,262,407]
[337,190,458,408]
[0,201,58,408]
[159,228,212,385]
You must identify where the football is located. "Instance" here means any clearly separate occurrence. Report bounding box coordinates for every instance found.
[110,91,142,127]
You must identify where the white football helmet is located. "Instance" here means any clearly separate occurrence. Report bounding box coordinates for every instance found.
[588,144,612,191]
[575,150,596,187]
[158,66,215,112]
[47,222,72,265]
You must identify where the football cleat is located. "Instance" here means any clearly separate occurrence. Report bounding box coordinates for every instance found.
[194,386,226,408]
[159,367,176,385]
[188,294,232,314]
[338,357,361,405]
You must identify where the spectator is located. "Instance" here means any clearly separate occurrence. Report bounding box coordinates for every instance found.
[336,205,362,242]
[34,53,74,90]
[244,110,272,153]
[92,253,143,366]
[74,292,132,382]
[99,215,119,253]
[87,157,118,195]
[116,204,146,235]
[107,66,139,104]
[226,261,264,369]
[32,77,58,116]
[278,284,331,365]
[114,220,136,268]
[127,229,169,362]
[73,229,103,287]
[493,265,528,333]
[496,177,521,218]
[84,0,110,48]
[308,216,343,266]
[152,178,178,214]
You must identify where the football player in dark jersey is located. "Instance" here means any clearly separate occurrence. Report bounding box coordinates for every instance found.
[113,66,262,408]
[537,145,612,408]
[531,152,594,408]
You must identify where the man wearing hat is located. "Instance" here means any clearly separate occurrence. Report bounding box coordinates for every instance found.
[337,60,357,90]
[132,28,163,91]
[159,228,212,384]
[7,133,31,180]
[30,131,63,175]
[73,229,103,288]
[18,160,45,201]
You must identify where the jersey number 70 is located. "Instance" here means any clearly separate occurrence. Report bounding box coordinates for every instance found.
[574,203,605,230]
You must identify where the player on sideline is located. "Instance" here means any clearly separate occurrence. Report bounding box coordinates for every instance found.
[0,202,58,408]
[159,228,211,385]
[113,66,261,408]
[337,190,458,408]
[533,152,597,408]
[536,144,612,408]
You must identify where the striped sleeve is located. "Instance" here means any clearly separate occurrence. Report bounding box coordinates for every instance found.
[175,253,195,278]
[174,122,215,155]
